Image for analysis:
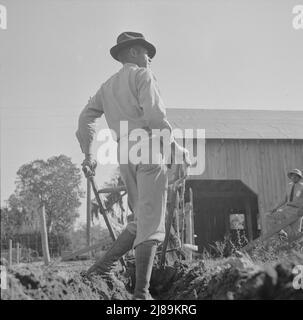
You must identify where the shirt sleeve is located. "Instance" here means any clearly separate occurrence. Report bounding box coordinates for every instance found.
[136,68,173,134]
[76,87,104,155]
[295,184,303,203]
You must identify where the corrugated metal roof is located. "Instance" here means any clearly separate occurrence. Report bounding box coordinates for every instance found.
[166,108,303,139]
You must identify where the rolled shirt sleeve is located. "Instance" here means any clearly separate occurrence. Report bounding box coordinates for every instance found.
[76,87,104,155]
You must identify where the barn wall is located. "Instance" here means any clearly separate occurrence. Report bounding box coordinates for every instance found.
[188,139,303,214]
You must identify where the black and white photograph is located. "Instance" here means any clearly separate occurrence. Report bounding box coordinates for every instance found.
[0,0,303,304]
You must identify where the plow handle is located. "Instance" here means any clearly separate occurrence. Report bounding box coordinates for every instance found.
[83,165,127,269]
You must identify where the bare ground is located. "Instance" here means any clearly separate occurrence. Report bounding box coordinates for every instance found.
[1,246,303,300]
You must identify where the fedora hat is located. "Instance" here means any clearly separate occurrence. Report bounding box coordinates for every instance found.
[110,32,156,61]
[287,168,303,179]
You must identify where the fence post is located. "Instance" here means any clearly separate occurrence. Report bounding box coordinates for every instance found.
[185,188,194,261]
[8,239,13,267]
[38,203,51,265]
[16,243,20,264]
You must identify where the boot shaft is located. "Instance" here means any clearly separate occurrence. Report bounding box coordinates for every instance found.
[133,240,158,300]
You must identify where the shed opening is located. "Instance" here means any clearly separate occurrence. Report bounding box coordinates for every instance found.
[185,180,259,253]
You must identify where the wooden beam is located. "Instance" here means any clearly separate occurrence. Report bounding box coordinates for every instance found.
[245,198,253,241]
[62,241,104,261]
[260,211,268,236]
[195,192,255,198]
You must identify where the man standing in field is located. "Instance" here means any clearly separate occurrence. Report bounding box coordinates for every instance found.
[76,32,190,299]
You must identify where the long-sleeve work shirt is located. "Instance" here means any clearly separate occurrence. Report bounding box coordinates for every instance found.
[76,63,172,155]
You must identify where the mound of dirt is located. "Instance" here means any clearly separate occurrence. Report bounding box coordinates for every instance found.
[1,262,132,300]
[1,255,302,300]
[149,258,303,300]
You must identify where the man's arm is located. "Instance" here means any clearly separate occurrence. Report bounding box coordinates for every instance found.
[76,87,104,158]
[289,185,303,208]
[271,195,288,213]
[136,68,172,133]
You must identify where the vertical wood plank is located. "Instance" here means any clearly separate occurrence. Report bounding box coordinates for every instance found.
[245,197,253,241]
[258,140,269,211]
[234,140,242,180]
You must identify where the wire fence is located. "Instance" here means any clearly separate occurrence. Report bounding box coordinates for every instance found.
[0,232,71,264]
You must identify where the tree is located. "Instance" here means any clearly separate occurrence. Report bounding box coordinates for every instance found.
[0,207,21,238]
[7,155,84,235]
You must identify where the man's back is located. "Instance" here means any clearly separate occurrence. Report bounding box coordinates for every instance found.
[76,62,171,154]
[100,63,168,141]
[287,181,303,203]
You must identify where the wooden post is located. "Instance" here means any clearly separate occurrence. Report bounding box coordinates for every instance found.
[39,204,50,265]
[176,204,180,241]
[260,211,268,236]
[185,215,193,260]
[28,248,31,263]
[16,243,20,264]
[190,188,194,244]
[160,188,179,268]
[8,239,12,267]
[185,188,194,261]
[245,197,253,241]
[86,178,91,248]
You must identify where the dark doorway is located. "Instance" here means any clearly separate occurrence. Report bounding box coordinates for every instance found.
[185,180,259,252]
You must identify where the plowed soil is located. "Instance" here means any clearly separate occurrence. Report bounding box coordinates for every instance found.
[1,252,303,300]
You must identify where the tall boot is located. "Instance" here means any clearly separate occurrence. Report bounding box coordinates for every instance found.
[86,228,135,276]
[133,240,158,300]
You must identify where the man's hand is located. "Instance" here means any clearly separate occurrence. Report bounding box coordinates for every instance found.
[171,140,192,168]
[278,229,288,240]
[167,141,192,185]
[81,155,97,178]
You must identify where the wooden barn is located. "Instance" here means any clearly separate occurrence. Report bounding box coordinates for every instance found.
[167,109,303,251]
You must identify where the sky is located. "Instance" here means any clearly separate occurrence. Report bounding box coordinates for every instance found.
[1,0,303,226]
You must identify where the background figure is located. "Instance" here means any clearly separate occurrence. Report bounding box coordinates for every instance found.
[270,168,303,239]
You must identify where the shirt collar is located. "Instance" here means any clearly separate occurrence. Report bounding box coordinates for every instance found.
[123,63,138,68]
